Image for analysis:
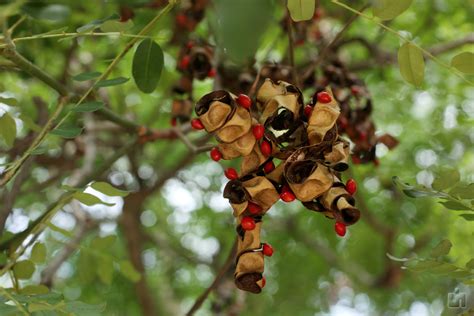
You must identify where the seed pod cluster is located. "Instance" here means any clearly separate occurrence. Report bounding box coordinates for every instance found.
[193,79,360,293]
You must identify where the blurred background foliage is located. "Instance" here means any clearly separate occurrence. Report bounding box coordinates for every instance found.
[0,0,473,315]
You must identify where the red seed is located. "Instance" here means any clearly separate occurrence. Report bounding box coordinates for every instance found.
[210,147,222,162]
[359,131,367,141]
[179,55,190,70]
[176,13,187,27]
[252,124,265,140]
[262,243,274,257]
[263,161,275,173]
[351,86,360,96]
[280,190,296,202]
[352,156,361,165]
[346,178,357,195]
[260,140,272,157]
[261,276,266,288]
[317,91,332,103]
[241,217,256,231]
[247,202,262,215]
[170,118,177,126]
[224,168,238,180]
[338,117,348,130]
[191,118,204,130]
[335,222,346,237]
[304,105,313,118]
[207,68,216,78]
[186,41,194,49]
[237,94,252,109]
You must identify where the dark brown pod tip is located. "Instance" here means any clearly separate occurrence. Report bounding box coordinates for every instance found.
[334,196,360,225]
[195,90,234,116]
[223,180,247,204]
[235,273,262,294]
[285,160,316,184]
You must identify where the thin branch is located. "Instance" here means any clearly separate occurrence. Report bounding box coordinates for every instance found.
[186,238,237,316]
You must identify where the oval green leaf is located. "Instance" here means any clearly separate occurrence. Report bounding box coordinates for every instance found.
[73,71,102,82]
[20,285,49,295]
[287,0,315,22]
[31,242,47,263]
[430,239,452,258]
[13,260,35,279]
[90,182,129,197]
[72,101,105,113]
[132,39,164,94]
[451,52,474,74]
[73,192,115,206]
[0,112,17,148]
[95,77,129,88]
[119,260,141,282]
[50,125,83,138]
[398,42,425,87]
[373,0,413,20]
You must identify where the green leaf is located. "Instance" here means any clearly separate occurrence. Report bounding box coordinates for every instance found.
[95,77,129,88]
[100,20,134,33]
[429,263,459,275]
[451,52,474,74]
[0,112,17,147]
[132,39,164,94]
[97,256,113,284]
[20,285,49,295]
[466,259,474,270]
[19,113,41,133]
[50,125,82,139]
[46,222,74,238]
[119,260,141,282]
[72,71,102,82]
[449,270,472,279]
[77,252,95,284]
[373,0,413,20]
[460,214,474,221]
[0,97,18,106]
[432,167,460,191]
[31,242,47,264]
[398,42,425,87]
[90,182,129,197]
[65,301,106,316]
[13,260,35,279]
[430,239,452,257]
[0,303,18,316]
[72,101,104,113]
[73,192,115,206]
[287,0,315,22]
[450,183,474,199]
[439,200,472,211]
[91,235,116,250]
[407,259,443,271]
[76,14,120,33]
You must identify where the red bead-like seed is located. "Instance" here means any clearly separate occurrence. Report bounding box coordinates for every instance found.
[352,156,361,165]
[237,94,252,109]
[170,118,177,127]
[359,131,367,141]
[260,140,272,157]
[186,41,194,49]
[210,147,222,162]
[304,105,313,118]
[179,55,190,70]
[241,217,256,231]
[207,68,216,78]
[317,91,332,103]
[263,161,275,173]
[176,13,187,27]
[261,276,266,288]
[224,168,238,180]
[346,178,357,195]
[280,191,296,202]
[247,202,262,215]
[262,243,274,257]
[335,222,346,237]
[351,86,360,96]
[191,118,204,130]
[252,124,265,140]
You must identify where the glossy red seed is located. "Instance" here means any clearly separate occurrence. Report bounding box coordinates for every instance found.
[210,147,222,162]
[176,14,187,27]
[252,124,265,140]
[224,168,238,180]
[263,161,275,173]
[262,243,274,257]
[186,41,194,49]
[280,191,296,202]
[260,140,272,157]
[346,178,357,195]
[304,105,313,118]
[207,68,216,78]
[170,118,177,126]
[317,91,332,103]
[261,276,266,288]
[351,86,360,96]
[241,217,256,231]
[179,55,190,70]
[247,202,262,215]
[335,222,346,237]
[191,118,204,130]
[237,94,252,109]
[359,131,367,141]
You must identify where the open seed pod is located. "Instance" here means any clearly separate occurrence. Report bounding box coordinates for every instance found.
[218,129,256,159]
[323,139,350,171]
[256,78,287,108]
[320,181,360,225]
[223,180,248,204]
[260,94,301,123]
[195,90,236,132]
[215,106,252,143]
[187,46,214,80]
[265,161,285,183]
[302,200,336,219]
[231,201,249,217]
[241,176,280,212]
[307,89,341,145]
[241,143,268,175]
[235,220,265,294]
[171,98,193,123]
[284,150,334,201]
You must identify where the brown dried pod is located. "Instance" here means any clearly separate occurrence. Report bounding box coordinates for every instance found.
[323,139,350,171]
[231,201,249,217]
[223,180,247,204]
[241,143,268,175]
[320,181,360,225]
[215,106,252,143]
[218,129,256,159]
[307,89,340,145]
[256,78,287,108]
[242,176,280,212]
[171,99,193,122]
[235,221,265,294]
[196,90,236,132]
[188,46,214,80]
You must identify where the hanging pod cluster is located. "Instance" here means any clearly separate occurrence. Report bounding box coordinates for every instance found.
[193,79,360,293]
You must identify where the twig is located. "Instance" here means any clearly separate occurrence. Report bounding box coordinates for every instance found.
[186,238,237,316]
